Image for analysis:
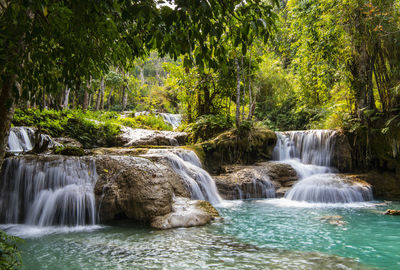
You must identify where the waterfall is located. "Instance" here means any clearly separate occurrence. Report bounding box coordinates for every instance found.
[7,127,60,153]
[273,130,373,203]
[133,111,182,129]
[0,157,97,226]
[285,174,373,203]
[144,149,223,205]
[159,113,182,130]
[237,176,276,200]
[7,127,35,153]
[272,130,336,166]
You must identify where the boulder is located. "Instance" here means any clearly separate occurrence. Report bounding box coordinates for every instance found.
[94,155,190,223]
[214,161,298,199]
[201,127,277,174]
[150,197,219,229]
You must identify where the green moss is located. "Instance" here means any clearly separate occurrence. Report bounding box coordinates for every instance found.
[200,127,277,173]
[196,200,220,218]
[54,146,85,156]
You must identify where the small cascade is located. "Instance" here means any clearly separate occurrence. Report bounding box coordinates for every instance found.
[133,111,182,129]
[272,130,373,204]
[144,149,223,205]
[159,113,182,130]
[0,157,97,226]
[273,130,337,167]
[285,174,373,203]
[237,176,276,200]
[7,127,35,152]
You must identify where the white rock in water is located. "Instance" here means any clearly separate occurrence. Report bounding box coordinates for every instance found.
[151,197,218,229]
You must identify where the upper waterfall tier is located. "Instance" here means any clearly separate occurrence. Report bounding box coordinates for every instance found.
[159,113,182,130]
[272,130,338,167]
[7,127,35,152]
[7,127,59,153]
[0,157,97,226]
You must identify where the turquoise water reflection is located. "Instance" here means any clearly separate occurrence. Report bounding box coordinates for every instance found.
[6,200,400,269]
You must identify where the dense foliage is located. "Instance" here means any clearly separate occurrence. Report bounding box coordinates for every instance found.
[0,230,22,270]
[12,108,172,148]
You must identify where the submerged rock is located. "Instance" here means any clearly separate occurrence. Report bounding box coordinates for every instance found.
[384,209,400,215]
[150,197,219,229]
[118,127,187,147]
[318,216,347,226]
[214,162,298,199]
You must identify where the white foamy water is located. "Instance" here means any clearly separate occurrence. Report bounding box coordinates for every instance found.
[7,127,35,152]
[144,149,223,205]
[272,130,373,204]
[0,157,98,226]
[0,224,104,238]
[159,113,182,129]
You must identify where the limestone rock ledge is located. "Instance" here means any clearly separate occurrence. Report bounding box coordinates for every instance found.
[214,161,298,199]
[94,155,190,223]
[151,197,220,229]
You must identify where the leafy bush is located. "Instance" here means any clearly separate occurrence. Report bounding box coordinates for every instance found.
[12,109,121,148]
[189,115,233,142]
[0,230,22,270]
[120,114,173,131]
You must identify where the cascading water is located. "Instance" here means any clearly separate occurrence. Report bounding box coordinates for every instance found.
[144,149,223,205]
[273,130,373,203]
[0,157,98,226]
[7,127,35,152]
[159,113,182,130]
[237,175,276,200]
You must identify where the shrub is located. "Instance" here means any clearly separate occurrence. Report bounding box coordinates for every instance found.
[189,115,233,143]
[0,230,22,270]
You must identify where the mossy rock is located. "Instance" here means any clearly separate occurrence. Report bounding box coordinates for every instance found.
[54,146,85,156]
[200,127,277,173]
[195,200,220,218]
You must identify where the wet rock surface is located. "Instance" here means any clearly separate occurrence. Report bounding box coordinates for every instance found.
[214,162,298,199]
[150,197,219,229]
[202,127,277,174]
[344,172,400,200]
[118,127,187,147]
[94,155,190,223]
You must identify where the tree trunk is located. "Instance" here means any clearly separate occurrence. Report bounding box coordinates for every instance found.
[235,58,241,128]
[99,77,105,110]
[95,89,101,111]
[106,87,114,111]
[122,86,128,111]
[62,86,70,110]
[83,78,90,110]
[247,51,253,120]
[0,74,17,169]
[241,55,246,120]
